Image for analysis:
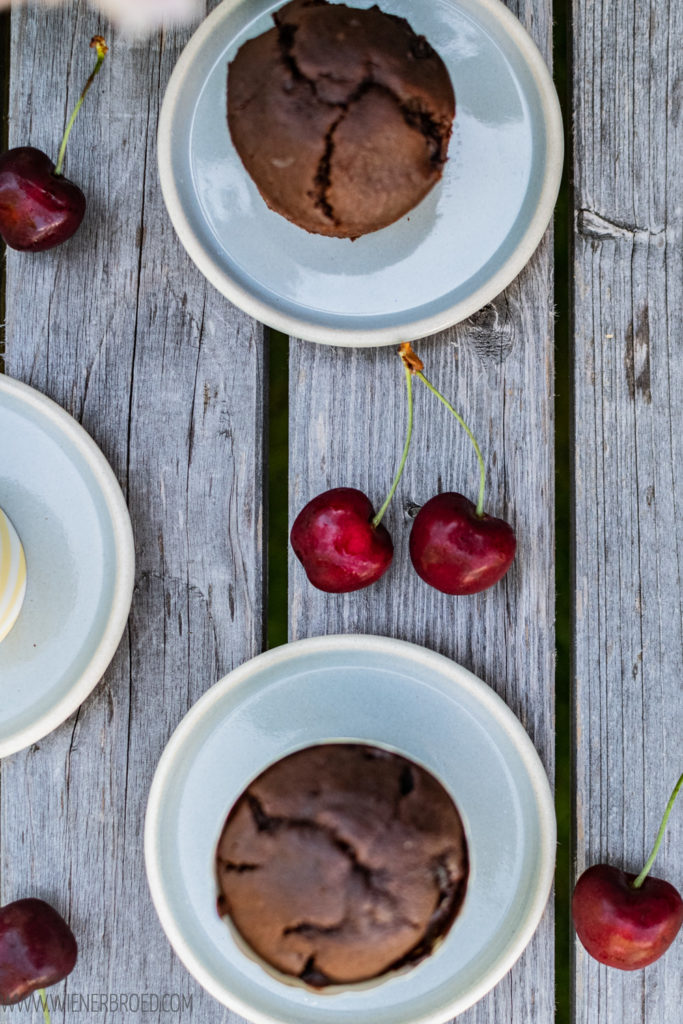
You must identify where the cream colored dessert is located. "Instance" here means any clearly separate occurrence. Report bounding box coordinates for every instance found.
[0,508,27,643]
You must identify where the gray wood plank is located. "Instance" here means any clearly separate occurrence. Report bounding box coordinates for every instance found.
[1,5,262,1021]
[288,0,556,1017]
[572,0,683,1019]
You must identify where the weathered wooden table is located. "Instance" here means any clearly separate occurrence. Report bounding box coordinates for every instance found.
[1,1,681,1021]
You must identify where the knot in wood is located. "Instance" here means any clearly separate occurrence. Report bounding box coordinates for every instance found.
[464,300,514,364]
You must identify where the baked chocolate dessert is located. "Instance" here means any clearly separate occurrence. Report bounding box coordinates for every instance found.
[227,0,455,239]
[215,743,468,986]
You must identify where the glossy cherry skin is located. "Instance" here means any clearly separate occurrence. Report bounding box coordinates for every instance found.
[409,492,516,595]
[572,865,683,970]
[291,487,393,593]
[0,898,78,1004]
[0,147,86,251]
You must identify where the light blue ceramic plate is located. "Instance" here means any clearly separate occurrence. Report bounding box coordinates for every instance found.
[0,376,135,758]
[145,635,555,1024]
[158,0,563,346]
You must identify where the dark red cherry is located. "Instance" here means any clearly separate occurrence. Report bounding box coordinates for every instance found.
[0,898,78,1005]
[0,36,108,253]
[409,491,515,595]
[572,864,683,970]
[0,147,86,251]
[291,487,393,593]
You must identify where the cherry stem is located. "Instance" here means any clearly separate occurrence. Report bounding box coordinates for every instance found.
[39,987,51,1024]
[372,362,413,528]
[54,36,108,177]
[632,771,683,889]
[415,371,487,517]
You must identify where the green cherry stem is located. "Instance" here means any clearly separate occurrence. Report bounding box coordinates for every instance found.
[414,370,487,518]
[39,987,51,1024]
[54,36,108,177]
[632,771,683,889]
[372,359,413,528]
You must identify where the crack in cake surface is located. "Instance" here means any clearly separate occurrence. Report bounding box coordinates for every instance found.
[215,743,468,986]
[246,792,400,907]
[273,18,450,224]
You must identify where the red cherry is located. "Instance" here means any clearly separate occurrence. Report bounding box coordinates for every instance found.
[0,36,107,253]
[409,491,516,595]
[0,898,78,1004]
[0,147,86,251]
[572,864,683,970]
[291,487,393,593]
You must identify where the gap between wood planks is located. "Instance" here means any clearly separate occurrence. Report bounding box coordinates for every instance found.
[552,0,572,1020]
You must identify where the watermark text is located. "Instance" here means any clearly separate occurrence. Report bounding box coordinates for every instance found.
[4,992,193,1015]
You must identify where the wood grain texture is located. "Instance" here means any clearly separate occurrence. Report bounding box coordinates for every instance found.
[1,5,261,1021]
[288,0,556,1016]
[572,0,683,1019]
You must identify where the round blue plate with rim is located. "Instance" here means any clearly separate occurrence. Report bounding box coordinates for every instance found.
[158,0,563,346]
[146,635,555,1024]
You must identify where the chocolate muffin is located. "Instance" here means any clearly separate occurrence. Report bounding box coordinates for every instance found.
[215,743,468,986]
[227,0,455,239]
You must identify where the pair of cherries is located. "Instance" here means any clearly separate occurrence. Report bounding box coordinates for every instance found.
[291,343,516,595]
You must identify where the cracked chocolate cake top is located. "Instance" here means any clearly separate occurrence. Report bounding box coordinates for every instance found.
[215,743,469,987]
[227,0,455,239]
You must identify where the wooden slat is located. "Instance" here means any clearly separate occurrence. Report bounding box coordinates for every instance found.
[572,0,683,1018]
[1,6,262,1021]
[288,0,556,1016]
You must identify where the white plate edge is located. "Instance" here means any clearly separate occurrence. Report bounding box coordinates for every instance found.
[0,375,135,758]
